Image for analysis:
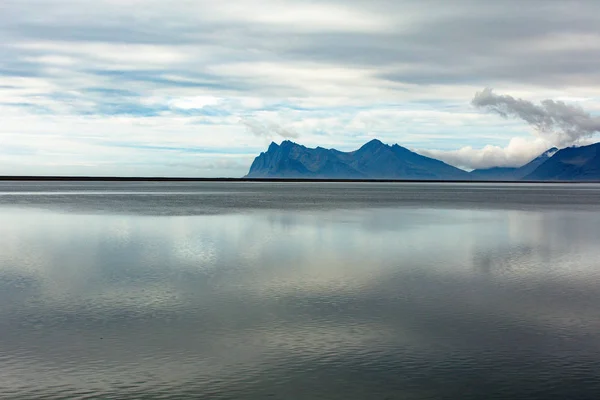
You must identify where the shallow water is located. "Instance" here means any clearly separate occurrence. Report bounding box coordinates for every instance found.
[1,182,600,399]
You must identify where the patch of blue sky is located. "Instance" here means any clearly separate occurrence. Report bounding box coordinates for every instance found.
[0,67,43,78]
[91,103,170,117]
[172,106,232,117]
[3,102,55,115]
[261,102,315,112]
[89,69,248,91]
[0,145,41,156]
[97,141,255,155]
[81,87,140,97]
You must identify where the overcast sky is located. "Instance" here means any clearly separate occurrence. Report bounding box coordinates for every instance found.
[2,0,600,176]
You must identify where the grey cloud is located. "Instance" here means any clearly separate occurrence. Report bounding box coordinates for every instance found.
[165,158,251,171]
[472,88,600,147]
[417,88,600,170]
[4,0,600,91]
[241,119,299,139]
[273,2,600,87]
[4,0,600,175]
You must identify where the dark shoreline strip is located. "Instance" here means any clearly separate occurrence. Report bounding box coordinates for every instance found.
[0,176,598,183]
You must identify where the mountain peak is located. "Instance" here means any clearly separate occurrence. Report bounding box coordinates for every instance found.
[358,138,388,152]
[280,140,299,148]
[366,138,385,146]
[524,142,600,181]
[246,139,470,180]
[267,142,280,152]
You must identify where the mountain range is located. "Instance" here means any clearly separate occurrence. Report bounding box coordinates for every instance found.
[245,140,600,181]
[469,148,558,180]
[524,142,600,181]
[246,139,470,180]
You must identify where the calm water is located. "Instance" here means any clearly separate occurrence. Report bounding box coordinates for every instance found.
[1,182,600,399]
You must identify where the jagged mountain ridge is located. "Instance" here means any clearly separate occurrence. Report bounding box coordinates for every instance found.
[246,139,471,180]
[524,143,600,181]
[246,140,600,181]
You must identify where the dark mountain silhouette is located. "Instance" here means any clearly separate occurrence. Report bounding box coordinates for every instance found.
[246,140,600,181]
[246,139,471,180]
[524,143,600,181]
[470,148,558,180]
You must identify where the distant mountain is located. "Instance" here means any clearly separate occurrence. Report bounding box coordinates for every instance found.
[524,143,600,181]
[246,139,471,180]
[469,167,518,181]
[470,148,558,181]
[515,148,559,178]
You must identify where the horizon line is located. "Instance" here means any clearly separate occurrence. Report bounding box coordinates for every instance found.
[0,176,597,184]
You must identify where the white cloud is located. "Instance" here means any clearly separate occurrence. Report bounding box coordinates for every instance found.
[167,96,222,110]
[3,0,600,175]
[211,1,393,32]
[418,137,555,170]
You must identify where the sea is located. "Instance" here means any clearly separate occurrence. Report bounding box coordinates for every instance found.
[1,181,600,399]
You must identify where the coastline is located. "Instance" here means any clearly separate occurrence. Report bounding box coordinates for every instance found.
[0,176,598,183]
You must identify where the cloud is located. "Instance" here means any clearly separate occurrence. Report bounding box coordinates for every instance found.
[241,119,299,139]
[472,88,600,147]
[418,137,554,170]
[418,89,600,170]
[3,1,600,175]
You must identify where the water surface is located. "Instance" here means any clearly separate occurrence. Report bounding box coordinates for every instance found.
[1,182,600,399]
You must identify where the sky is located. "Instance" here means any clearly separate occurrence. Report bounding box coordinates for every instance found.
[2,0,600,176]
